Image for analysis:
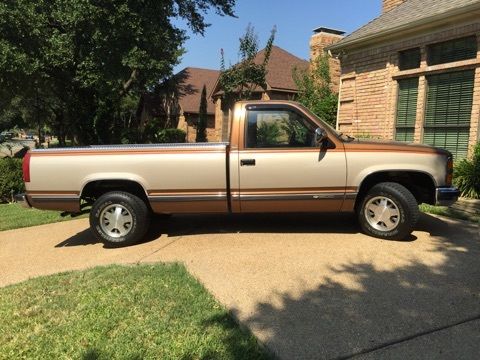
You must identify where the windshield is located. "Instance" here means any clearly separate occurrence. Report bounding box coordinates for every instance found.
[296,103,355,142]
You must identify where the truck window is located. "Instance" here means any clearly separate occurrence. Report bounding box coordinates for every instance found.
[245,108,317,148]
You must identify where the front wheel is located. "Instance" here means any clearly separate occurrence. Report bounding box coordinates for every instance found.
[90,191,151,246]
[357,182,419,240]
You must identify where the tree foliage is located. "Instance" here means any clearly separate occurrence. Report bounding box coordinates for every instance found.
[0,0,235,145]
[196,85,208,142]
[293,54,338,127]
[219,24,276,105]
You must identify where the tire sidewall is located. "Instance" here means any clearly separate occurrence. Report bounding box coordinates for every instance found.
[90,193,146,246]
[359,184,412,240]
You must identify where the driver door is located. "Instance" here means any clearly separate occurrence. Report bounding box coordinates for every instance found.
[237,104,347,213]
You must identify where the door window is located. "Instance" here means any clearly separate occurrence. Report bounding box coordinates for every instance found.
[245,108,316,148]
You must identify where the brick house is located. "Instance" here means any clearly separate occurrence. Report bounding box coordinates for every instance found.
[174,67,220,142]
[210,45,309,141]
[177,46,309,142]
[325,0,480,158]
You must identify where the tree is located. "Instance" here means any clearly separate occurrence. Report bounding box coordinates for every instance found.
[0,0,235,145]
[219,24,276,106]
[293,54,338,127]
[196,85,208,142]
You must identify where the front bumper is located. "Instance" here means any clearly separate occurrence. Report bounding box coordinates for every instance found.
[14,193,32,209]
[435,187,460,207]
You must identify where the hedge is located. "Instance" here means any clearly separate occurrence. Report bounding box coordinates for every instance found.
[0,157,24,203]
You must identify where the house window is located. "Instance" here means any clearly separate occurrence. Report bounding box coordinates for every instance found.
[399,48,421,70]
[427,36,477,65]
[395,77,419,142]
[424,70,475,159]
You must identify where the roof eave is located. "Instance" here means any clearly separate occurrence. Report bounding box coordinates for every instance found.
[328,2,480,53]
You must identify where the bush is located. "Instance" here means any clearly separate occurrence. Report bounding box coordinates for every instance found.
[0,157,24,203]
[156,128,186,143]
[454,143,480,199]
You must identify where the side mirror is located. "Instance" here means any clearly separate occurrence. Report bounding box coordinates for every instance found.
[314,128,328,146]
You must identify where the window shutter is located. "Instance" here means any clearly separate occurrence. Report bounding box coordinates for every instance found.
[399,48,421,70]
[424,70,474,158]
[427,36,477,65]
[395,77,418,142]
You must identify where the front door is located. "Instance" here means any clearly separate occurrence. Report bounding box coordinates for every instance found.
[237,104,348,213]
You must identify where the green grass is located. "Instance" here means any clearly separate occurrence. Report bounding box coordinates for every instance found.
[0,264,270,360]
[419,203,479,223]
[0,203,86,231]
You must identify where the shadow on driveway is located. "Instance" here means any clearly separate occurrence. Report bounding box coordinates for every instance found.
[204,214,480,359]
[56,212,418,248]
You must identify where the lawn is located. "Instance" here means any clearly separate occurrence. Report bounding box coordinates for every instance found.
[0,264,270,360]
[419,203,479,223]
[0,203,85,231]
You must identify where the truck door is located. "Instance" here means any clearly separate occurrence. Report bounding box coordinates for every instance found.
[236,104,349,213]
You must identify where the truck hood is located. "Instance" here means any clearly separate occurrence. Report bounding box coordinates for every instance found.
[343,138,451,156]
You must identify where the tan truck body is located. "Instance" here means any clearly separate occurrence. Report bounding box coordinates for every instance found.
[17,100,458,243]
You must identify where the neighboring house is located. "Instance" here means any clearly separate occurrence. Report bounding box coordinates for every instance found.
[176,46,308,142]
[325,0,480,158]
[211,45,309,141]
[175,67,220,142]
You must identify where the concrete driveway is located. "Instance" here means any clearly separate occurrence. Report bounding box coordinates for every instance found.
[1,213,479,359]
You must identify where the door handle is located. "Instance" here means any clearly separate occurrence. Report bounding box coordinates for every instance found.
[240,159,256,166]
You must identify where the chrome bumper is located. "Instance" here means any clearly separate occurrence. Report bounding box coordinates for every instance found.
[14,193,32,209]
[435,187,460,207]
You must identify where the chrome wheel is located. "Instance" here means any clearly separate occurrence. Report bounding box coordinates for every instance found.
[99,204,133,238]
[364,196,400,232]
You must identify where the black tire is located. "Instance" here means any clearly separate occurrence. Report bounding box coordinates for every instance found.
[89,191,151,246]
[357,182,419,240]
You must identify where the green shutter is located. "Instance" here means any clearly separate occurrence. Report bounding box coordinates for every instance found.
[399,48,421,70]
[395,77,418,142]
[424,70,474,158]
[428,36,477,65]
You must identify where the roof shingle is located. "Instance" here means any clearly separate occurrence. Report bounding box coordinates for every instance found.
[176,67,219,114]
[255,45,309,91]
[330,0,480,50]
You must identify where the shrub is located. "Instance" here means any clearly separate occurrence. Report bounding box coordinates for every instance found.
[0,157,24,203]
[454,143,480,199]
[156,129,186,143]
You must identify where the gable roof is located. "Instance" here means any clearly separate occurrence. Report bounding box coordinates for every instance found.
[212,45,309,96]
[329,0,480,51]
[256,45,309,91]
[176,67,219,114]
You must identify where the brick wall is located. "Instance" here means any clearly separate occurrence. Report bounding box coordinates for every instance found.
[178,113,216,143]
[382,0,406,13]
[337,21,480,155]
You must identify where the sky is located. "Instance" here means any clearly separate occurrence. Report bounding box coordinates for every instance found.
[174,0,382,72]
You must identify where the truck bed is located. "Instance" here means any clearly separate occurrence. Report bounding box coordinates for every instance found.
[26,143,230,214]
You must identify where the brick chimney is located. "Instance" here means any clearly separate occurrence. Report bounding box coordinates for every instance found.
[382,0,406,13]
[310,27,345,60]
[310,27,345,93]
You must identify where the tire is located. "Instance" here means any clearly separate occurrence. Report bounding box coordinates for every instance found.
[89,191,151,246]
[357,182,419,240]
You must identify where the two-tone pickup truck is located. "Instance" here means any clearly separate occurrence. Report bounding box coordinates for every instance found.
[16,100,459,246]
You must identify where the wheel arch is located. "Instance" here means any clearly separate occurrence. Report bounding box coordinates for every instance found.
[355,170,437,210]
[81,178,150,206]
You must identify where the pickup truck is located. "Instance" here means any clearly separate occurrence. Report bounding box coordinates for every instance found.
[16,100,459,246]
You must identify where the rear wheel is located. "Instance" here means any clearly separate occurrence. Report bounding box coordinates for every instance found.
[90,191,151,246]
[357,182,419,240]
